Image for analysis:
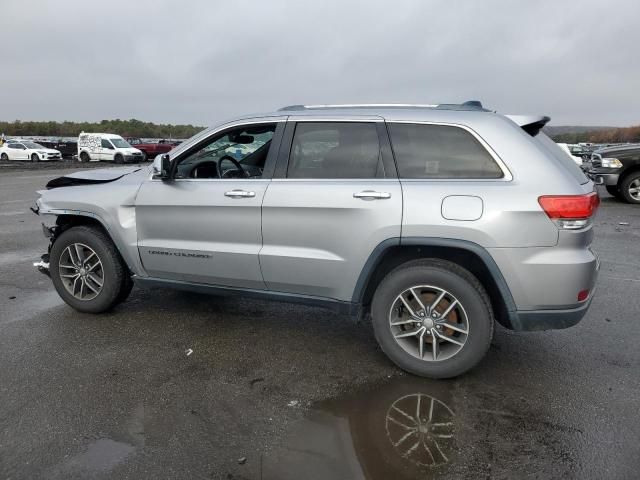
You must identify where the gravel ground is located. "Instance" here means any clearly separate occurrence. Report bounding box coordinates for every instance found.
[0,168,638,480]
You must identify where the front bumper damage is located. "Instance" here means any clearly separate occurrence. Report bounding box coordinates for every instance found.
[33,222,56,277]
[34,254,50,277]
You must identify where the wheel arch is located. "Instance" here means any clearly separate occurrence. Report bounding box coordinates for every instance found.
[52,214,133,274]
[353,237,518,330]
[619,164,640,185]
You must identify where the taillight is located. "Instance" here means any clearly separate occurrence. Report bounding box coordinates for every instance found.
[538,192,600,229]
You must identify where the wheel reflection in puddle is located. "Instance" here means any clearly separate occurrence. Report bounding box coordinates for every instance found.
[385,393,455,468]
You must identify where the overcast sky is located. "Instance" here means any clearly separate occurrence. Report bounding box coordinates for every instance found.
[1,0,638,126]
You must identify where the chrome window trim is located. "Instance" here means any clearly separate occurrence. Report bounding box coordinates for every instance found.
[271,178,396,183]
[171,178,271,184]
[386,120,513,182]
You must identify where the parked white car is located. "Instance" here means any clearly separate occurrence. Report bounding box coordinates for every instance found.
[77,133,144,163]
[556,142,583,165]
[0,141,62,161]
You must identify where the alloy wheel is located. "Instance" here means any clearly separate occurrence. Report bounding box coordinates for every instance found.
[628,179,640,201]
[58,243,104,301]
[388,285,469,362]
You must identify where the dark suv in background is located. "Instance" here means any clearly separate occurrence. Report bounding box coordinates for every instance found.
[586,145,640,203]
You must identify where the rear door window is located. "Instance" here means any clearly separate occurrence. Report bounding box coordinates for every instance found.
[388,123,504,179]
[287,122,383,179]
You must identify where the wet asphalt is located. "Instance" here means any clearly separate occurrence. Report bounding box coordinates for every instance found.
[1,166,639,480]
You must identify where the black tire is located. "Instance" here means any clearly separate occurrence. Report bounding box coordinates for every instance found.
[0,153,8,161]
[605,185,622,199]
[371,259,494,379]
[79,151,90,162]
[49,226,129,313]
[31,153,39,162]
[114,154,124,164]
[115,274,134,305]
[620,171,640,204]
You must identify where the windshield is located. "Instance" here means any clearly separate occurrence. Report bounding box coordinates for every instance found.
[23,142,44,149]
[110,138,131,148]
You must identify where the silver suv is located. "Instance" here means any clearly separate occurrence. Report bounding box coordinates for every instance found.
[33,102,600,378]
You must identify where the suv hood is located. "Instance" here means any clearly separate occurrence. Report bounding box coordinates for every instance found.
[46,166,143,189]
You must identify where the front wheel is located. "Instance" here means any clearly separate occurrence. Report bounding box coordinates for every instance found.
[620,172,640,204]
[31,153,39,162]
[0,153,8,161]
[371,259,494,378]
[114,154,124,164]
[50,226,132,313]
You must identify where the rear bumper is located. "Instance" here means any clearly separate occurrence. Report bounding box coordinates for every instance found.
[508,292,595,331]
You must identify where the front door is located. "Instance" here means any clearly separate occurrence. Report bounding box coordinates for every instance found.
[135,120,284,289]
[260,118,402,301]
[100,138,114,161]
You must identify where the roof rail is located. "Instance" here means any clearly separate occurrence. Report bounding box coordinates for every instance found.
[278,100,488,112]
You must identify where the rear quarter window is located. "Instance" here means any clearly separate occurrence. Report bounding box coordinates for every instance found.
[534,133,589,185]
[388,123,504,179]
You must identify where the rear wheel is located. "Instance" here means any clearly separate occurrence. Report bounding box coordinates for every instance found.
[620,172,640,204]
[371,259,494,378]
[50,226,131,313]
[79,151,90,162]
[31,153,39,162]
[0,153,8,161]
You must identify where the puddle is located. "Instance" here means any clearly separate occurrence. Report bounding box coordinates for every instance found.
[260,376,583,480]
[261,377,457,480]
[54,438,135,476]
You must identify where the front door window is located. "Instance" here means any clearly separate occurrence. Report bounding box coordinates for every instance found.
[175,124,276,179]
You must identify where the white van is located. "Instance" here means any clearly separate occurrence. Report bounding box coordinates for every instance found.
[77,133,144,163]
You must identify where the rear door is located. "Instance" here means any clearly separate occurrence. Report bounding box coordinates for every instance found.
[6,143,25,160]
[260,117,402,301]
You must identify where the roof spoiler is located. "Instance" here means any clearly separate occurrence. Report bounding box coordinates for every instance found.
[506,115,551,137]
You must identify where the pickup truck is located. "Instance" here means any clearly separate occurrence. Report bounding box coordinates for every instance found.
[125,138,175,161]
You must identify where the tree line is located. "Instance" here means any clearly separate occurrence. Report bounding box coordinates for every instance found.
[553,125,640,144]
[0,119,206,139]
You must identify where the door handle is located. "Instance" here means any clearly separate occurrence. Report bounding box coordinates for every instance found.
[225,189,256,198]
[353,190,392,200]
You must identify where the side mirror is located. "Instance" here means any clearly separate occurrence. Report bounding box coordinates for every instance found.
[153,154,172,179]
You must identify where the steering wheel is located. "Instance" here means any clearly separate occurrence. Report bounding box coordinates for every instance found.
[217,155,248,178]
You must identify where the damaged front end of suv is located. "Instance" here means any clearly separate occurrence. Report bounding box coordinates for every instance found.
[31,165,148,282]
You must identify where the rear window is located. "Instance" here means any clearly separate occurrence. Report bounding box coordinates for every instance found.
[534,133,589,185]
[388,123,503,179]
